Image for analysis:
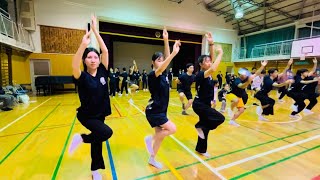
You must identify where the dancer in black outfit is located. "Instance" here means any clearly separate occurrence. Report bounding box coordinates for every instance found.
[144,28,181,169]
[192,32,225,157]
[254,59,293,121]
[109,68,116,97]
[288,58,319,118]
[176,63,195,115]
[69,15,113,180]
[142,69,148,91]
[119,67,128,96]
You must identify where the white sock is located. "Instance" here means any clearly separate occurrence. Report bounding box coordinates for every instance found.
[68,134,83,155]
[196,128,205,139]
[229,120,240,127]
[144,135,154,155]
[200,152,211,158]
[92,170,102,180]
[148,156,163,169]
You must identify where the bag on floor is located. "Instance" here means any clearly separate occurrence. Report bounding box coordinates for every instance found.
[18,94,30,104]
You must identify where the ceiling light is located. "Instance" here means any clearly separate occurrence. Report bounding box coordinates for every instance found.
[235,8,244,19]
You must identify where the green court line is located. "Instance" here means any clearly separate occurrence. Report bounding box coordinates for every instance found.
[136,126,320,179]
[0,103,60,165]
[51,116,77,180]
[230,144,320,180]
[240,124,308,149]
[305,120,320,126]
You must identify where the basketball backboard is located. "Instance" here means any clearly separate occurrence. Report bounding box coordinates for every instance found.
[291,36,320,59]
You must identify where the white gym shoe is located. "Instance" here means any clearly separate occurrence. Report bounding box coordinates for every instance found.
[303,109,314,116]
[290,114,300,119]
[258,115,269,121]
[229,120,240,127]
[256,106,262,115]
[227,108,234,119]
[291,104,298,112]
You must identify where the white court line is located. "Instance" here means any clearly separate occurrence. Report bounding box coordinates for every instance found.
[130,101,227,180]
[0,98,52,133]
[215,134,320,171]
[238,117,302,124]
[169,103,182,107]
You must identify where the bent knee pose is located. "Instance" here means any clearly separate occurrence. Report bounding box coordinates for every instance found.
[176,63,195,115]
[192,33,225,157]
[228,60,268,127]
[69,15,113,180]
[144,27,181,169]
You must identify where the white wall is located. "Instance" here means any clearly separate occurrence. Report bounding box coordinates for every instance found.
[31,0,238,59]
[113,42,166,73]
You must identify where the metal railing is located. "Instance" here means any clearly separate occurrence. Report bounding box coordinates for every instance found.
[237,39,293,61]
[0,8,10,19]
[250,40,293,58]
[0,11,33,48]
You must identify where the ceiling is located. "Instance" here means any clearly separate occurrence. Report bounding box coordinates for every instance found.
[172,0,320,35]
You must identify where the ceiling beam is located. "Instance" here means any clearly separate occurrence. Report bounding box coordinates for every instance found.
[230,0,242,34]
[216,4,232,16]
[207,6,261,27]
[240,18,293,33]
[224,0,289,21]
[207,0,218,6]
[241,0,297,20]
[263,0,266,29]
[298,0,307,19]
[231,1,320,26]
[208,0,226,8]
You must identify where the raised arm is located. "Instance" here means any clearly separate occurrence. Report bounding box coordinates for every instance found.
[301,77,319,84]
[204,33,223,78]
[237,61,268,88]
[279,58,293,78]
[163,27,170,59]
[155,40,181,77]
[72,31,91,79]
[91,15,109,69]
[133,60,138,71]
[272,79,294,87]
[208,33,215,62]
[253,60,268,78]
[237,78,253,89]
[204,45,223,78]
[308,57,318,76]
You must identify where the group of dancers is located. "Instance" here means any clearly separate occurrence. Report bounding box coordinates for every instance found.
[67,16,319,179]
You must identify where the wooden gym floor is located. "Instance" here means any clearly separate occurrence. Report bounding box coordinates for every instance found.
[0,90,319,180]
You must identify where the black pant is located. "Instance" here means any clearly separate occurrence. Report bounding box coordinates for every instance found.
[169,79,172,88]
[116,79,120,92]
[242,93,248,105]
[218,79,222,89]
[305,93,319,110]
[121,81,128,94]
[109,82,116,96]
[193,99,225,153]
[255,92,275,115]
[77,113,113,170]
[288,91,306,115]
[278,86,287,100]
[142,80,148,89]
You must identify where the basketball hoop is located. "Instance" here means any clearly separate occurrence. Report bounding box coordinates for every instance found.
[300,53,307,61]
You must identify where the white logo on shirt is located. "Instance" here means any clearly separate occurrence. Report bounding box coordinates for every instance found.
[100,77,106,85]
[166,76,169,84]
[146,100,153,109]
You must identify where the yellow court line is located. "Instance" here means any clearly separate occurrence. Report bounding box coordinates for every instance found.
[0,98,52,133]
[100,31,202,45]
[113,98,184,180]
[129,101,227,180]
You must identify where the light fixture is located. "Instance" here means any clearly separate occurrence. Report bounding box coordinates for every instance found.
[235,7,244,19]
